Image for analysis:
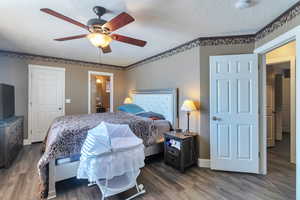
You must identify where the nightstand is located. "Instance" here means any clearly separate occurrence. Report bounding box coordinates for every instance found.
[164,131,198,172]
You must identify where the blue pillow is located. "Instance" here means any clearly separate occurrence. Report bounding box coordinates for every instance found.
[136,111,165,120]
[118,104,145,114]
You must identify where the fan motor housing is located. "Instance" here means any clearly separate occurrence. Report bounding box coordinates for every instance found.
[87,18,110,33]
[87,18,107,27]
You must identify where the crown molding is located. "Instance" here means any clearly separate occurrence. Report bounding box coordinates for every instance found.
[0,50,125,70]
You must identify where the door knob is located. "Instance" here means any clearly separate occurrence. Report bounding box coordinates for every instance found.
[212,116,220,121]
[58,107,62,111]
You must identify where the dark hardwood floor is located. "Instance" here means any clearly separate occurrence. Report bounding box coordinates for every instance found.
[0,143,295,200]
[269,132,291,162]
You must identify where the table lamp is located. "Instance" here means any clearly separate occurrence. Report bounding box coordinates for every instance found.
[181,100,197,133]
[124,97,133,104]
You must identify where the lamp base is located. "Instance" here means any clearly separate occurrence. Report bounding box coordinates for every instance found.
[186,111,190,134]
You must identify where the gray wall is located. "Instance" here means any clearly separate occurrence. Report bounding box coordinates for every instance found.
[0,55,126,139]
[125,47,201,133]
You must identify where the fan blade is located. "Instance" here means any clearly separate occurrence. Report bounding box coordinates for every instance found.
[102,12,134,32]
[41,8,89,30]
[54,34,88,41]
[111,34,147,47]
[100,45,112,54]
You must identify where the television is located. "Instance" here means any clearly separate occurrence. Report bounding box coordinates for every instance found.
[0,84,15,120]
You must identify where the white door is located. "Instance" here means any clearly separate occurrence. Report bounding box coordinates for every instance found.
[210,54,259,173]
[29,65,65,142]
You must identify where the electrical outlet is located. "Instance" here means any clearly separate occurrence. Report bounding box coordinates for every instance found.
[65,99,71,104]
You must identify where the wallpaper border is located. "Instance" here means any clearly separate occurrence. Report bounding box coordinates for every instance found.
[0,50,125,70]
[255,2,300,41]
[126,35,255,69]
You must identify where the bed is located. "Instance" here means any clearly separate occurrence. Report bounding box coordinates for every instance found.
[38,88,178,200]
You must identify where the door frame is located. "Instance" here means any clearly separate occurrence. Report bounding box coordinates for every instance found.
[28,64,66,143]
[254,25,300,179]
[88,71,114,113]
[266,56,296,164]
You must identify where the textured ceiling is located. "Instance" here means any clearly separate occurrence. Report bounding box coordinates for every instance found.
[0,0,298,67]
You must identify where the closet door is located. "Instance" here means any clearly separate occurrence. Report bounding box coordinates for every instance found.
[29,65,65,142]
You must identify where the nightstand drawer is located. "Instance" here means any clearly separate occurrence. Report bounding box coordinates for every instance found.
[166,145,180,157]
[166,154,180,168]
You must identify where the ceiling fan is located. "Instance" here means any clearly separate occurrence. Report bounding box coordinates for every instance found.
[40,6,147,53]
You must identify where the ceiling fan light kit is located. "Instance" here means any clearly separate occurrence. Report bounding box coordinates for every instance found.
[40,6,147,54]
[87,33,112,48]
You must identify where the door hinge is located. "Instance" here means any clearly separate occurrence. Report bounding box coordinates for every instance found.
[30,130,32,135]
[258,152,261,158]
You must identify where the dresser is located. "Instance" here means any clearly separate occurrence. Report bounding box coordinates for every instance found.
[0,116,24,168]
[164,131,198,172]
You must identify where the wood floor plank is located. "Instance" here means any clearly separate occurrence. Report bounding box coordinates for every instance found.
[0,140,295,200]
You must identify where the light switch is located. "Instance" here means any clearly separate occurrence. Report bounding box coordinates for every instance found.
[65,99,71,104]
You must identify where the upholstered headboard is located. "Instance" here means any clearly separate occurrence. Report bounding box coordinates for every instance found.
[132,89,178,127]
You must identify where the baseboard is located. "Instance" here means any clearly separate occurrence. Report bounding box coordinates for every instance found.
[198,159,210,168]
[23,139,31,145]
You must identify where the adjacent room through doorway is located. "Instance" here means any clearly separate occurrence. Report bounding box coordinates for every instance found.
[265,41,296,165]
[88,71,113,113]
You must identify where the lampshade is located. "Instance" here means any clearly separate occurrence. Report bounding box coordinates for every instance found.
[124,97,133,104]
[87,33,112,48]
[181,100,197,112]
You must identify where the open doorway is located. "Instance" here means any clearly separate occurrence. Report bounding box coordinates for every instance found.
[88,71,113,113]
[265,41,296,166]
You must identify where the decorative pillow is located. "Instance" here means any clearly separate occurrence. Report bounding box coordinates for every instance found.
[136,111,166,120]
[117,104,145,114]
[149,117,161,120]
